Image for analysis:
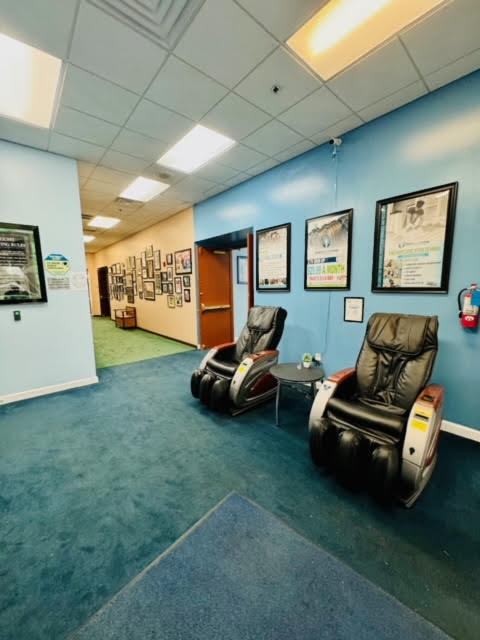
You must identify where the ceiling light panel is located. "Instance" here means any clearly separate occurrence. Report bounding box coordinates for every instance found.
[157,125,236,173]
[0,33,62,127]
[89,216,120,228]
[120,176,170,201]
[287,0,445,80]
[83,235,95,243]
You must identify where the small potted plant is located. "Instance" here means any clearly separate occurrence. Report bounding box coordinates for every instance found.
[302,352,313,368]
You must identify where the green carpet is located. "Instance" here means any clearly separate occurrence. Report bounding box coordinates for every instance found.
[92,316,193,368]
[0,351,479,640]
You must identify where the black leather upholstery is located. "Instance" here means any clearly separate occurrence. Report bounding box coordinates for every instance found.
[234,306,287,363]
[310,313,439,502]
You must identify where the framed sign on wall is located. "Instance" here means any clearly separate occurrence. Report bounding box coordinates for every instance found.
[372,182,458,293]
[304,210,353,290]
[256,223,291,292]
[0,222,47,304]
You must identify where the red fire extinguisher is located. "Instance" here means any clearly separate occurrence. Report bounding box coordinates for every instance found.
[458,284,479,329]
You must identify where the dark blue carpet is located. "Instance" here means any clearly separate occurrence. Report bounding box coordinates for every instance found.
[71,493,450,640]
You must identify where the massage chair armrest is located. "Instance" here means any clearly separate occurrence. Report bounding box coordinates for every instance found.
[415,384,444,411]
[249,349,279,362]
[309,367,357,428]
[199,341,236,370]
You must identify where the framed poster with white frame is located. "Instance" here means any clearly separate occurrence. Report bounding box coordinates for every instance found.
[344,297,364,323]
[305,209,353,290]
[256,223,291,292]
[144,280,155,300]
[154,249,161,270]
[155,271,162,294]
[174,276,182,294]
[372,182,458,293]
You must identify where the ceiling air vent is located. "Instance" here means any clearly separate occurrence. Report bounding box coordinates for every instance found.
[88,0,206,48]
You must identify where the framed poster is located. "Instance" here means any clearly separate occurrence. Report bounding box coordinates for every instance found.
[167,294,175,308]
[0,223,47,304]
[167,282,173,294]
[237,255,248,284]
[305,209,353,290]
[146,244,153,258]
[142,268,147,279]
[174,276,182,294]
[184,288,191,302]
[167,266,173,281]
[166,253,173,265]
[344,297,364,323]
[154,249,161,270]
[161,271,168,282]
[155,271,162,294]
[183,275,190,287]
[140,251,146,268]
[175,294,183,307]
[144,280,155,300]
[256,223,291,291]
[162,283,169,294]
[147,259,154,279]
[175,248,192,275]
[372,182,458,293]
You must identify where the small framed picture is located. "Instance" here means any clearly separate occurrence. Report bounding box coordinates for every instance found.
[174,276,182,294]
[167,294,175,308]
[146,245,153,258]
[144,280,155,301]
[183,275,190,287]
[140,252,146,268]
[142,268,147,279]
[175,294,183,307]
[154,249,161,270]
[344,297,364,323]
[166,253,173,265]
[167,282,173,294]
[174,248,192,275]
[162,283,169,294]
[161,271,168,282]
[155,271,162,294]
[184,288,191,302]
[167,266,173,281]
[147,259,154,279]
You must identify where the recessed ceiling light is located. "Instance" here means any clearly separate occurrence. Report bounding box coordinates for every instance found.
[157,125,235,173]
[89,216,120,229]
[83,235,95,243]
[287,0,445,80]
[119,176,170,202]
[0,32,62,128]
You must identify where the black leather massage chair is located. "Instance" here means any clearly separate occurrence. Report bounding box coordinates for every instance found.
[191,306,287,414]
[309,313,443,507]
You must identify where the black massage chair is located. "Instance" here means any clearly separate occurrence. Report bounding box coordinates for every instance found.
[309,313,443,506]
[191,306,287,414]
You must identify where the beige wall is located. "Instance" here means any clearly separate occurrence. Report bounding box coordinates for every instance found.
[87,207,198,346]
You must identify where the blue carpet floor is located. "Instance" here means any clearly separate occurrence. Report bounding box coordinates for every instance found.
[0,350,479,639]
[72,493,450,640]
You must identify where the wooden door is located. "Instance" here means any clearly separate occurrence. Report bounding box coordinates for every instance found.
[97,266,111,317]
[197,247,233,349]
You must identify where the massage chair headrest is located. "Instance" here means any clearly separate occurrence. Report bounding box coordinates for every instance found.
[365,313,438,356]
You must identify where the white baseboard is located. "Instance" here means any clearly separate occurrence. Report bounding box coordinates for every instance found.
[0,376,99,406]
[441,420,480,443]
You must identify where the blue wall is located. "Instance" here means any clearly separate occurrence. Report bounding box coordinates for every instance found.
[232,247,248,338]
[195,71,480,430]
[0,141,97,400]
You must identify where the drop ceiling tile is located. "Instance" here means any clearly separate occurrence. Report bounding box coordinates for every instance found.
[235,47,321,116]
[78,161,96,179]
[236,0,326,41]
[223,172,250,187]
[274,139,315,163]
[54,107,120,147]
[81,190,113,207]
[401,0,480,77]
[358,81,427,123]
[0,0,78,58]
[83,178,126,195]
[202,184,227,199]
[278,87,352,137]
[219,144,269,171]
[49,133,106,163]
[126,99,193,144]
[101,200,143,216]
[194,162,238,184]
[90,166,135,184]
[111,129,168,162]
[0,117,49,150]
[201,93,271,140]
[310,114,364,145]
[61,65,140,126]
[174,0,276,89]
[242,120,303,155]
[425,49,480,91]
[175,175,217,199]
[69,2,167,94]
[142,163,185,186]
[100,150,150,173]
[245,158,280,176]
[146,56,228,121]
[327,39,420,112]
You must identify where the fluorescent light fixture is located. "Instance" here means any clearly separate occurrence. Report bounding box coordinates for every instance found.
[0,32,62,128]
[88,216,120,229]
[120,176,170,202]
[287,0,445,80]
[83,235,95,243]
[157,125,235,173]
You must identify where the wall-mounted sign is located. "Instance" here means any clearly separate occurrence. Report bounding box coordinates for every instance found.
[45,253,70,276]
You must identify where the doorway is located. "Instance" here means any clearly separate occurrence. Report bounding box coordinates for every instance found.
[97,266,111,317]
[196,228,253,349]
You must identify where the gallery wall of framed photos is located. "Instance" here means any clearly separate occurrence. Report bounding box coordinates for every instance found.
[87,207,197,347]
